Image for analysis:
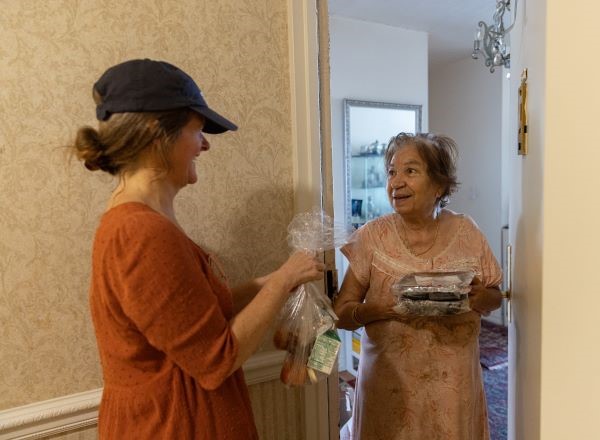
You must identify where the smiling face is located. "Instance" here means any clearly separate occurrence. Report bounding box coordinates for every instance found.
[386,144,442,219]
[166,113,210,187]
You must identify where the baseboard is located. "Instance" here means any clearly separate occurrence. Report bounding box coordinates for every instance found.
[0,350,286,439]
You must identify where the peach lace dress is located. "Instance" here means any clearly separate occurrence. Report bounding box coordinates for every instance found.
[341,212,502,440]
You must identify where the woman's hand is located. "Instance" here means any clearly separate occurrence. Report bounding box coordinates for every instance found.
[468,277,502,316]
[273,251,325,292]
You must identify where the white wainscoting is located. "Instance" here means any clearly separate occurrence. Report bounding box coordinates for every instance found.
[0,351,286,440]
[0,389,100,440]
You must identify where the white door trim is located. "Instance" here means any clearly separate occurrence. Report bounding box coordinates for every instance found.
[288,0,323,216]
[288,0,331,439]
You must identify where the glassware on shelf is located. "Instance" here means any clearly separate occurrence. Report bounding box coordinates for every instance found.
[366,196,378,220]
[367,166,376,187]
[351,199,363,224]
[349,153,392,228]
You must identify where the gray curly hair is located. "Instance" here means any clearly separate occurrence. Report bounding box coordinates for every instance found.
[384,132,459,208]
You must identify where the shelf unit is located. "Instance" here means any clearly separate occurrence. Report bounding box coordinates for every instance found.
[349,154,393,228]
[340,155,390,374]
[339,327,364,376]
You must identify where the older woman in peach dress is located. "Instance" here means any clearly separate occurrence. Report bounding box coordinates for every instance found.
[334,133,503,440]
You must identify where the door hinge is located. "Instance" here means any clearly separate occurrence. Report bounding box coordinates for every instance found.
[326,269,338,300]
[501,244,513,323]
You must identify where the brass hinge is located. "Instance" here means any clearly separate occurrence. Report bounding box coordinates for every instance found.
[502,244,513,323]
[326,269,338,300]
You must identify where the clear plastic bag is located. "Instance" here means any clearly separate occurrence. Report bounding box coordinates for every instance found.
[274,282,339,386]
[286,207,351,252]
[274,208,352,387]
[390,271,475,316]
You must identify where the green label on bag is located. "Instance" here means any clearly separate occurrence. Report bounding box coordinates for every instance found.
[308,329,341,375]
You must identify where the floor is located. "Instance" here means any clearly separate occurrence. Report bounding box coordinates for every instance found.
[338,371,356,429]
[480,319,508,440]
[483,366,508,440]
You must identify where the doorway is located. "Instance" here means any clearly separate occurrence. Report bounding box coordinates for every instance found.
[322,1,511,438]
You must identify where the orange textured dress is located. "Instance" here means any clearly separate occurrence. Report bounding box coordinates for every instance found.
[90,203,258,439]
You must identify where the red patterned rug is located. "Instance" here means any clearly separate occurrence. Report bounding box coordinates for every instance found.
[480,319,508,439]
[479,319,508,370]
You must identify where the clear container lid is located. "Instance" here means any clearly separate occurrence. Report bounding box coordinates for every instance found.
[391,270,475,301]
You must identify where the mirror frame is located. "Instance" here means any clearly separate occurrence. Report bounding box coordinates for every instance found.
[343,99,422,227]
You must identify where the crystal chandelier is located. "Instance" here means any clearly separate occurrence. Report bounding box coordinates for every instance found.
[472,0,518,73]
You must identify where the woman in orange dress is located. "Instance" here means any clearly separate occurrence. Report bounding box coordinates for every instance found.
[70,59,324,439]
[334,133,502,440]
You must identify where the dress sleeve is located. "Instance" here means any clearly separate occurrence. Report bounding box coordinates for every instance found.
[109,214,238,391]
[479,235,503,288]
[340,224,375,288]
[465,217,503,288]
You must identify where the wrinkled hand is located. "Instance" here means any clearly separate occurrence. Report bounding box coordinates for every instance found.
[275,251,325,291]
[469,276,491,316]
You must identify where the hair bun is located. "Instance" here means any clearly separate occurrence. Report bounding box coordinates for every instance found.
[75,126,118,175]
[84,155,117,174]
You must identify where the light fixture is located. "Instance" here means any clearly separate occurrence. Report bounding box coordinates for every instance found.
[472,0,518,73]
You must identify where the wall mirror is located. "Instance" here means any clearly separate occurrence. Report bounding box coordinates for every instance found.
[344,99,422,228]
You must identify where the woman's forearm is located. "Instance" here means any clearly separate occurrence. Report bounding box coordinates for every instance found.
[335,301,397,330]
[228,251,325,375]
[231,274,270,315]
[229,274,292,373]
[335,301,363,330]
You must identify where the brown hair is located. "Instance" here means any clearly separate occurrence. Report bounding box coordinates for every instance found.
[384,132,459,207]
[71,90,193,175]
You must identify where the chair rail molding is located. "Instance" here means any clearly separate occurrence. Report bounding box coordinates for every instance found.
[0,388,100,440]
[0,350,286,439]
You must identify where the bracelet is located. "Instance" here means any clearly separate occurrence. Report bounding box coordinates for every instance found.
[351,304,364,327]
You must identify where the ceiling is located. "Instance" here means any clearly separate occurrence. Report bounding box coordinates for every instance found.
[328,0,498,68]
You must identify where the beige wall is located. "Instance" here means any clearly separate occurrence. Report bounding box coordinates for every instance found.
[542,0,600,438]
[0,0,294,411]
[46,427,97,440]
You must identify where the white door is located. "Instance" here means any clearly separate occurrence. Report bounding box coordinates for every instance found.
[504,0,544,438]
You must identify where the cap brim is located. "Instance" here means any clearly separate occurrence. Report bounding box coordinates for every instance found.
[190,106,238,134]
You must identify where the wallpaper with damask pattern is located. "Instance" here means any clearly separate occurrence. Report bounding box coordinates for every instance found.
[0,0,294,410]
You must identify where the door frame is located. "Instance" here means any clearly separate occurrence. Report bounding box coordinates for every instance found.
[288,0,337,439]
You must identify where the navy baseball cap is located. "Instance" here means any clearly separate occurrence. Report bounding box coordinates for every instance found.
[93,59,237,134]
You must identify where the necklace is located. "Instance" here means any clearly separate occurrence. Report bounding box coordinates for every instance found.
[400,216,440,257]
